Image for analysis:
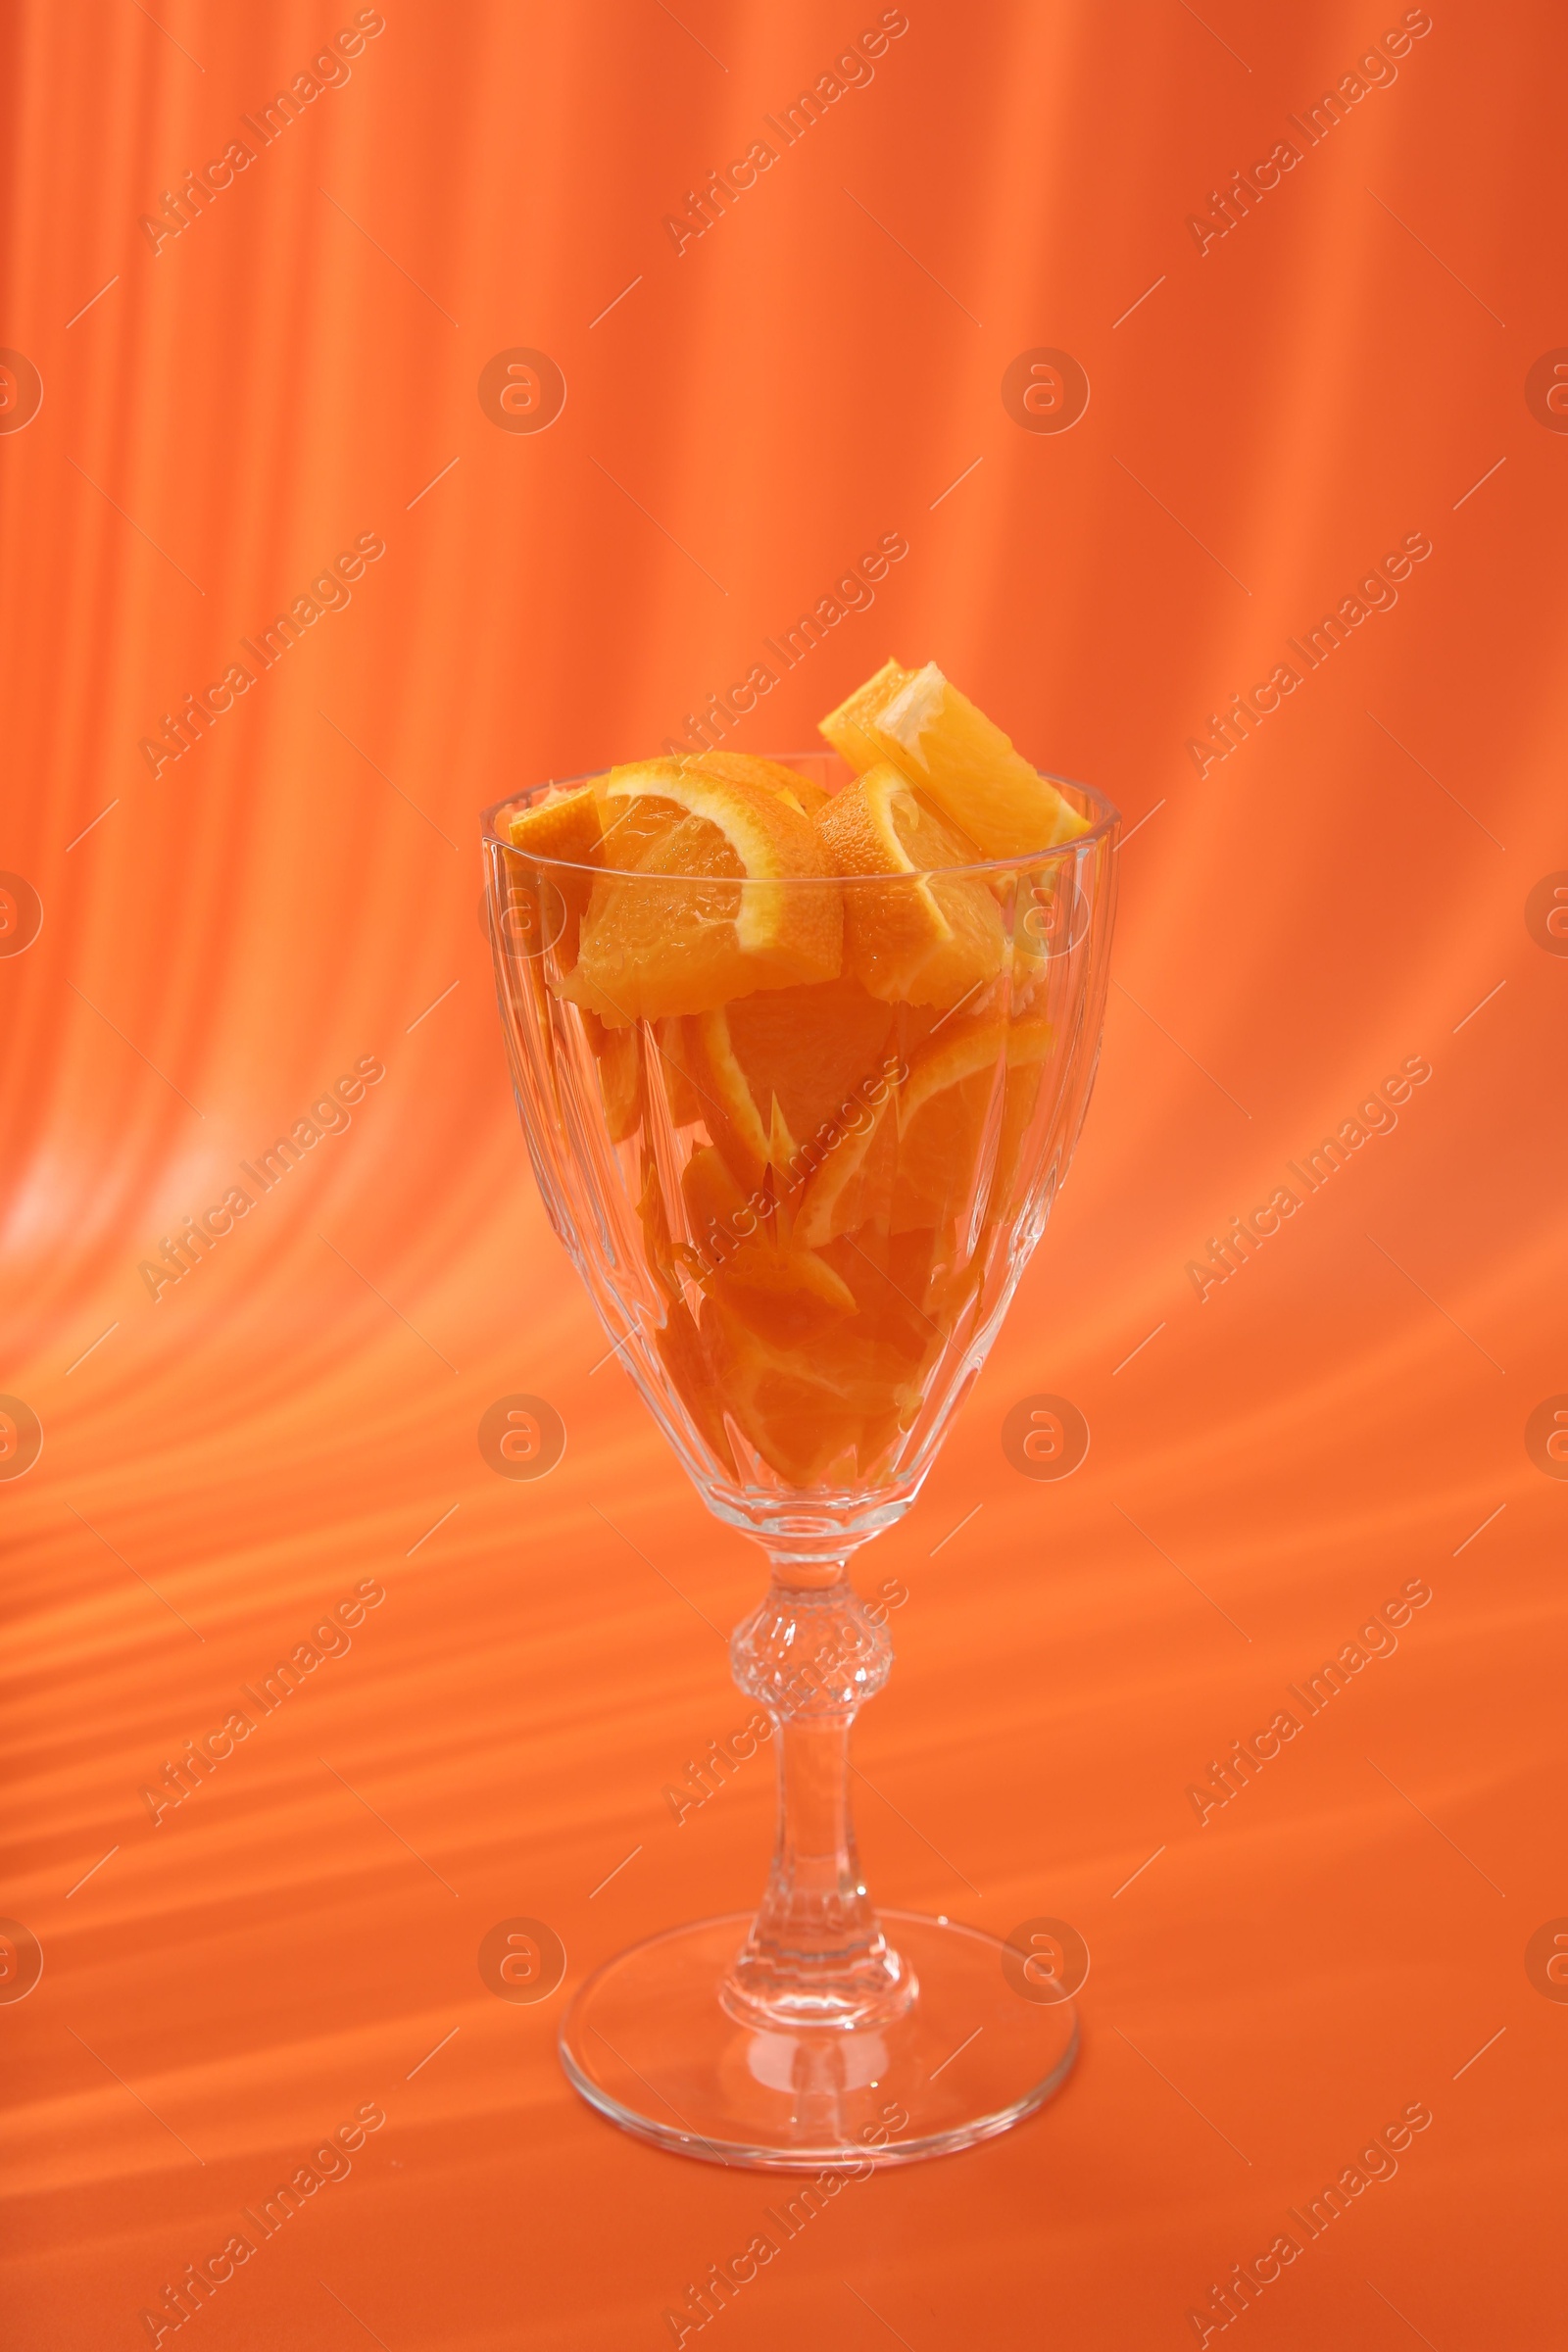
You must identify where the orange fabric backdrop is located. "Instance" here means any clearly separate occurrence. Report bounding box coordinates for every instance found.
[3,2,1564,2345]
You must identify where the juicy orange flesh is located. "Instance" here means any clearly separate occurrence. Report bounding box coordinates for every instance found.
[506,660,1083,1483]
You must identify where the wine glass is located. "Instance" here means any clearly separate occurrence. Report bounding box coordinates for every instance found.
[482,751,1118,2169]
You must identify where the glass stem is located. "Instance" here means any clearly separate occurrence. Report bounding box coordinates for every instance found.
[723,1567,914,2031]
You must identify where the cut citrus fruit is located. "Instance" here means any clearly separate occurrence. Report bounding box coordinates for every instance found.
[887,1019,1006,1235]
[580,1009,644,1143]
[496,662,1095,1493]
[819,658,916,774]
[816,1225,960,1372]
[593,766,686,872]
[682,750,831,823]
[706,1305,921,1485]
[689,976,900,1184]
[988,1020,1056,1223]
[816,761,1004,1008]
[559,761,841,1025]
[655,1297,736,1474]
[648,1015,704,1128]
[681,1142,752,1262]
[873,663,1090,857]
[508,781,604,864]
[793,1074,900,1248]
[599,1029,643,1144]
[710,1239,857,1349]
[779,777,830,817]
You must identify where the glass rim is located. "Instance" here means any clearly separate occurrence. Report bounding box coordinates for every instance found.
[479,761,1122,884]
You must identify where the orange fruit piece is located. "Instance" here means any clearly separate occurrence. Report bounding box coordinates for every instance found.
[873,663,1090,857]
[690,975,900,1185]
[686,750,828,817]
[508,781,603,864]
[654,1298,736,1476]
[560,760,841,1026]
[793,1072,900,1247]
[705,1304,921,1485]
[578,1010,644,1144]
[888,1019,1005,1235]
[816,1225,961,1372]
[888,1017,1055,1235]
[677,1143,858,1347]
[647,1016,704,1128]
[710,1241,857,1350]
[681,1142,752,1261]
[593,768,685,872]
[988,1020,1057,1224]
[819,658,916,774]
[816,761,1004,1008]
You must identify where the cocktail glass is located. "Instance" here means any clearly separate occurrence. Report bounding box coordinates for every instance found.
[482,752,1118,2168]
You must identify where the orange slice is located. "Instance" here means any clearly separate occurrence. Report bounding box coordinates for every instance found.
[602,1033,643,1143]
[889,1018,1056,1234]
[680,1143,752,1263]
[593,768,685,873]
[677,1143,858,1348]
[579,1009,644,1144]
[988,1020,1057,1223]
[560,761,841,1026]
[508,782,603,864]
[819,658,916,774]
[873,664,1090,857]
[690,975,900,1185]
[654,1298,736,1475]
[888,1019,1005,1234]
[503,787,602,952]
[648,1016,703,1128]
[685,751,828,817]
[816,761,1004,1008]
[711,1241,857,1349]
[706,1305,921,1485]
[793,1071,900,1247]
[816,1225,960,1371]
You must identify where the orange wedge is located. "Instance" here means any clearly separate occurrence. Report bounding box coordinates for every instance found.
[508,781,603,864]
[654,1298,736,1475]
[503,788,602,950]
[886,1019,1008,1234]
[793,1072,900,1247]
[705,1305,921,1485]
[689,975,901,1185]
[873,663,1090,857]
[676,1143,860,1348]
[577,1009,645,1144]
[681,1143,753,1263]
[888,1017,1056,1234]
[560,760,841,1025]
[817,761,1004,1008]
[710,1240,857,1349]
[816,1225,963,1372]
[778,776,830,817]
[988,1020,1057,1224]
[593,771,685,872]
[686,751,829,818]
[648,1016,704,1128]
[819,658,916,774]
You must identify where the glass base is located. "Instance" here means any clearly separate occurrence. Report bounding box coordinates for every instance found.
[559,1909,1079,2170]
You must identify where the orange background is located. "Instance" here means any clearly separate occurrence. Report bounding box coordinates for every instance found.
[3,2,1565,2345]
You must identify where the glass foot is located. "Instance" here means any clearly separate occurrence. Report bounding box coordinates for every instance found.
[559,1910,1079,2170]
